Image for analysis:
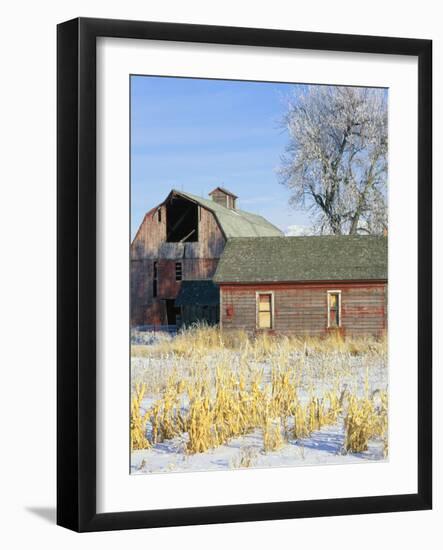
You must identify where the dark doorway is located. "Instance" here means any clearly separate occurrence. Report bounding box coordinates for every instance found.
[181,305,219,326]
[174,280,220,327]
[165,299,181,326]
[166,197,199,242]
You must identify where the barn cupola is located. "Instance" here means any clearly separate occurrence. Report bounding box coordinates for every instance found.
[209,187,238,209]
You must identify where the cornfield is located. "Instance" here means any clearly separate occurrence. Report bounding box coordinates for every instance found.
[130,383,150,450]
[131,325,388,461]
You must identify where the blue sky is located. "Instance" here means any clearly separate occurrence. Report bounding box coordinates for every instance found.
[131,75,311,239]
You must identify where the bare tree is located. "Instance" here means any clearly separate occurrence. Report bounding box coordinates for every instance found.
[280,85,388,235]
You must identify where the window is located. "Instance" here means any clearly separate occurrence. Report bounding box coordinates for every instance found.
[166,197,198,242]
[327,291,341,327]
[153,261,158,297]
[257,293,273,329]
[175,262,182,281]
[157,208,162,223]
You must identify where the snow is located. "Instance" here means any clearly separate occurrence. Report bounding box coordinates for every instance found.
[130,343,388,475]
[131,423,386,475]
[284,224,314,237]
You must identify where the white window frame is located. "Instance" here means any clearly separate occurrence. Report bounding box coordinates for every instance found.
[256,291,274,330]
[327,290,342,328]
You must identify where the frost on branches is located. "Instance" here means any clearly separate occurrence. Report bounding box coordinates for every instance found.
[280,85,388,235]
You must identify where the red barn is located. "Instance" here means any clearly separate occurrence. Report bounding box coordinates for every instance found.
[130,188,283,327]
[213,236,388,338]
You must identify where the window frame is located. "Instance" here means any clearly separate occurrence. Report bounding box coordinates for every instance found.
[152,261,158,297]
[175,262,183,282]
[256,291,274,330]
[327,290,342,328]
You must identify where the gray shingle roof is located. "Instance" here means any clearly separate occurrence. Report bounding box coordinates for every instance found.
[175,280,220,306]
[172,190,283,238]
[213,236,388,283]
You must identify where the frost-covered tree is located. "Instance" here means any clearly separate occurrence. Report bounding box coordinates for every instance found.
[280,85,388,235]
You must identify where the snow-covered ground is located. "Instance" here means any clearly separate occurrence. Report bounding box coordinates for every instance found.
[131,332,388,475]
[131,423,385,475]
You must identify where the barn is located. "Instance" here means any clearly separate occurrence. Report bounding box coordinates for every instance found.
[130,187,283,327]
[213,236,388,338]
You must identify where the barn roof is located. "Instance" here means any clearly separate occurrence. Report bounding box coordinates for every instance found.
[170,190,283,238]
[213,236,388,283]
[175,280,220,306]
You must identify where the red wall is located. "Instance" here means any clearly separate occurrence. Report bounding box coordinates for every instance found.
[131,258,220,325]
[130,197,225,327]
[220,281,387,338]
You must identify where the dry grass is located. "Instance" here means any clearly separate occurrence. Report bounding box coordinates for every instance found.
[344,390,389,454]
[131,325,388,457]
[262,418,285,452]
[132,323,386,359]
[230,446,260,469]
[130,383,150,450]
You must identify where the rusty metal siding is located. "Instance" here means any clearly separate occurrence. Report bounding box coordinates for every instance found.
[220,282,387,337]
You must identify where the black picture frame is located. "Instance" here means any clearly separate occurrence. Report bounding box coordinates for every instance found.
[57,17,432,532]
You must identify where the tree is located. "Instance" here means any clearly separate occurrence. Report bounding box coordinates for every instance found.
[280,85,388,235]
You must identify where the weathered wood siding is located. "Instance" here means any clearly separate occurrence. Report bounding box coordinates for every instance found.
[220,282,387,337]
[130,199,225,326]
[209,189,236,209]
[131,206,166,260]
[131,204,225,259]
